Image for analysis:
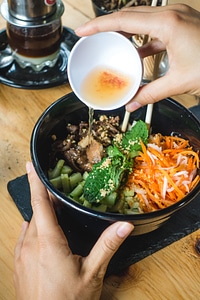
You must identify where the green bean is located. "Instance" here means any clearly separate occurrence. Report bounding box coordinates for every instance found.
[83,200,92,208]
[102,192,117,208]
[92,204,107,212]
[61,173,71,194]
[110,195,125,213]
[132,202,140,209]
[69,172,82,189]
[48,162,126,213]
[70,182,84,198]
[50,176,62,189]
[125,209,140,214]
[61,165,73,175]
[124,196,134,202]
[78,194,86,204]
[123,188,135,197]
[48,159,65,179]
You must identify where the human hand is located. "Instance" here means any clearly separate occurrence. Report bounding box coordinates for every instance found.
[14,162,133,300]
[75,4,200,111]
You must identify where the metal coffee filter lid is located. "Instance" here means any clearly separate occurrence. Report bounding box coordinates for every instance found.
[0,0,64,27]
[7,0,56,21]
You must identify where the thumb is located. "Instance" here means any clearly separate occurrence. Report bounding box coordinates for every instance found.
[84,222,134,278]
[126,74,180,111]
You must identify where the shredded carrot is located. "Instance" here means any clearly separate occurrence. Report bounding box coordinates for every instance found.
[126,134,200,212]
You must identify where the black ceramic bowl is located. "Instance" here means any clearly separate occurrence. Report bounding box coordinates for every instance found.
[31,92,200,238]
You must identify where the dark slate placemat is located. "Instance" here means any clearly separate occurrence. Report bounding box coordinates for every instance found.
[7,171,200,276]
[7,105,200,275]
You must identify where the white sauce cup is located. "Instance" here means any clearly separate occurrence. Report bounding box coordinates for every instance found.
[68,32,143,110]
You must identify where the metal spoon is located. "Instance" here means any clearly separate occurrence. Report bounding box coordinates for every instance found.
[0,54,14,68]
[0,48,16,68]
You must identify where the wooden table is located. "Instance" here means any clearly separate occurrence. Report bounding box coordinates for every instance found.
[0,1,199,299]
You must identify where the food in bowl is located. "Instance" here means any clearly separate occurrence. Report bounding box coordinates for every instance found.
[31,93,200,235]
[47,112,199,214]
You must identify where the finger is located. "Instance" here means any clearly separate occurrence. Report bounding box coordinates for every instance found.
[76,10,153,36]
[24,214,38,238]
[75,5,176,37]
[26,161,58,236]
[125,72,183,111]
[14,221,29,260]
[84,222,134,278]
[137,39,166,58]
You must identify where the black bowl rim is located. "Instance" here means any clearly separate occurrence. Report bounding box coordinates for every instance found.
[30,92,200,221]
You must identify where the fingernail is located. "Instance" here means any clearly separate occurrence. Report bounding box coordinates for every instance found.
[21,221,29,232]
[22,220,29,228]
[75,26,84,35]
[126,101,141,112]
[26,161,32,174]
[117,222,134,238]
